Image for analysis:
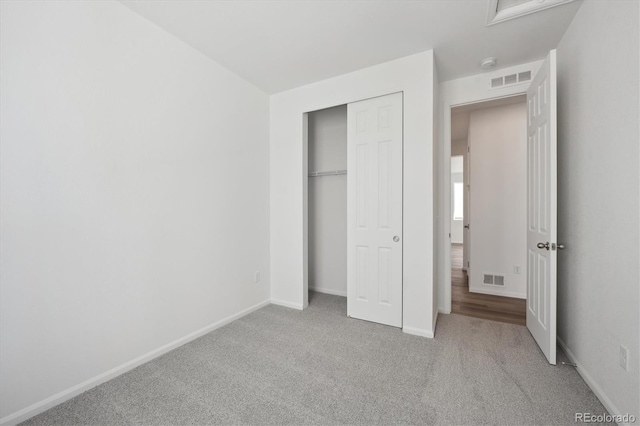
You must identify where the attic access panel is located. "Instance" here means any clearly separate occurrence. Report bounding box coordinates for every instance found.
[486,0,575,26]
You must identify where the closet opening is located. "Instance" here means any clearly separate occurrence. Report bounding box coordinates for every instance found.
[306,104,348,313]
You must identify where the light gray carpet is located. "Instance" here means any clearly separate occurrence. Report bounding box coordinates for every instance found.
[22,292,607,425]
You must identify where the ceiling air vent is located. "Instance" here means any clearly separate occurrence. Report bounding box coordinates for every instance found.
[489,70,532,89]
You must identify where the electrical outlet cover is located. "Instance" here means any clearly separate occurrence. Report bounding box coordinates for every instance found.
[620,345,628,371]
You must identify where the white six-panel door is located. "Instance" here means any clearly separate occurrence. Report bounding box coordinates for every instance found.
[526,50,558,365]
[347,93,403,328]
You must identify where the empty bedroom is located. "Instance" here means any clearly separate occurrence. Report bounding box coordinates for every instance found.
[1,0,638,425]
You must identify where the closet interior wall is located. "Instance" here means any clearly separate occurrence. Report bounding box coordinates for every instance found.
[308,105,348,298]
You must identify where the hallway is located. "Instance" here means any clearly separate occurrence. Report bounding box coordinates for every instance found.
[451,244,526,326]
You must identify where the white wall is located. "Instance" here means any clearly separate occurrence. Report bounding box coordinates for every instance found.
[0,1,270,423]
[450,172,463,244]
[451,153,464,244]
[450,159,464,245]
[451,138,467,156]
[308,106,347,297]
[437,59,543,313]
[468,102,527,299]
[556,0,639,418]
[270,51,437,337]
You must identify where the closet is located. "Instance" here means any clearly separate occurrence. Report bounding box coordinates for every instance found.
[306,93,403,328]
[307,105,348,299]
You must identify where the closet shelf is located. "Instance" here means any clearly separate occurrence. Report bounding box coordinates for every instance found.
[308,170,347,177]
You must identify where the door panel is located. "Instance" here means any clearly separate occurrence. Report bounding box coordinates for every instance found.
[526,50,557,365]
[347,93,403,328]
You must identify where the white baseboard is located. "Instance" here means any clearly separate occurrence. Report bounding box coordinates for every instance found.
[470,286,526,299]
[557,337,630,425]
[0,299,271,426]
[438,308,452,314]
[309,286,347,297]
[270,298,303,310]
[403,326,434,338]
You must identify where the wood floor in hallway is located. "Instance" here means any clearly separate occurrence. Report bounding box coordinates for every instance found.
[451,244,526,326]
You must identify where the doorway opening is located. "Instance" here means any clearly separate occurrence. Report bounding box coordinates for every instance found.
[441,51,557,363]
[449,95,527,326]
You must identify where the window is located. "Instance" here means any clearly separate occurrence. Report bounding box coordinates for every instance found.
[453,182,464,221]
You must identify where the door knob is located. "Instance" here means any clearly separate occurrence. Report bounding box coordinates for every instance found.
[557,243,565,250]
[393,236,400,242]
[464,224,470,229]
[537,242,550,250]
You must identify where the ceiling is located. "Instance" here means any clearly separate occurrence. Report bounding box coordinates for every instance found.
[119,0,582,94]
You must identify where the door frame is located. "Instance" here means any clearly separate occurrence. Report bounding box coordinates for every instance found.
[440,61,543,314]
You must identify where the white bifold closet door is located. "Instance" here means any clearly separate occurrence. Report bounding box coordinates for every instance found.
[347,92,403,328]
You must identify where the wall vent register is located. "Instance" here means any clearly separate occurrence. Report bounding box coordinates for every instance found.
[490,71,531,89]
[483,273,505,286]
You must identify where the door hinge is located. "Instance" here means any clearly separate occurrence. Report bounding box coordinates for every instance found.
[449,233,451,238]
[467,261,470,268]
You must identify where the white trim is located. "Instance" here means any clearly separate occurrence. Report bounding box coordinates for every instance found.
[439,307,452,315]
[557,337,631,425]
[402,326,434,338]
[308,287,347,297]
[270,298,304,310]
[470,287,526,299]
[302,112,310,310]
[0,299,271,426]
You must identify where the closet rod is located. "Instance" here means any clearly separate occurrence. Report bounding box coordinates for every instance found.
[308,169,347,177]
